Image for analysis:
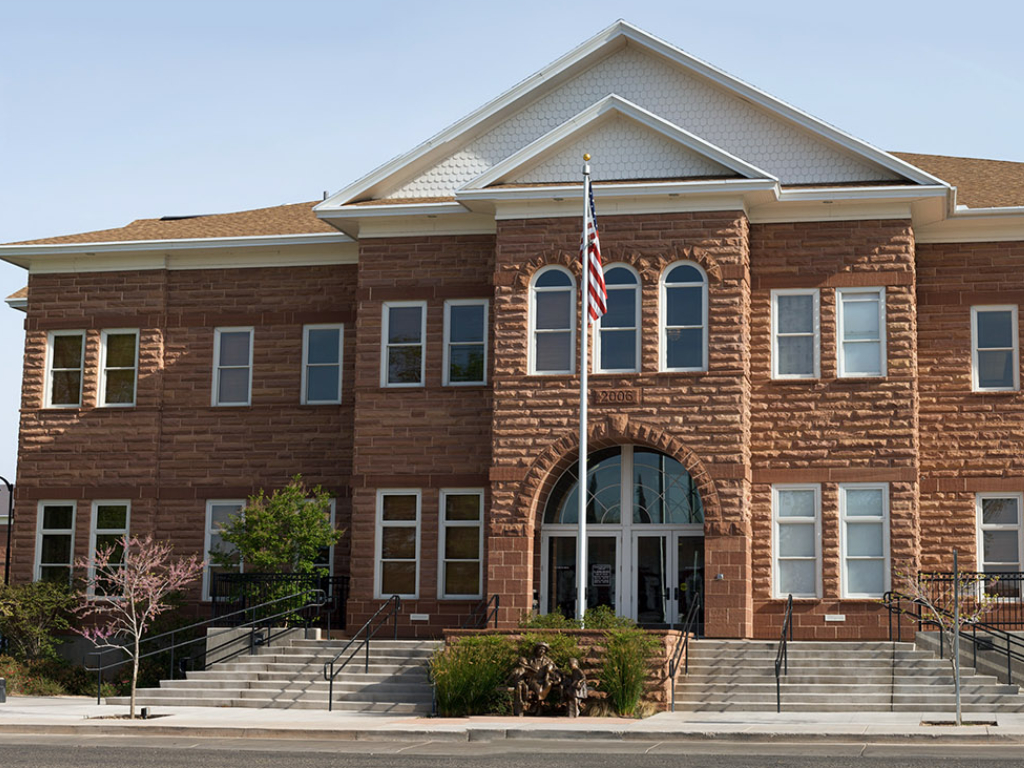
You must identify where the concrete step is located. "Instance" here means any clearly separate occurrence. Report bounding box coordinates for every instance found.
[106,694,431,713]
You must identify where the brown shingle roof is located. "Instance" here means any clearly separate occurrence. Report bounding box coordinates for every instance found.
[8,201,336,246]
[6,286,27,301]
[892,152,1024,209]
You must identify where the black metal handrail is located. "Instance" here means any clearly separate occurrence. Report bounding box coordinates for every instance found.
[87,588,327,704]
[460,594,500,629]
[322,594,402,711]
[774,593,793,713]
[669,592,702,710]
[884,589,1024,686]
[212,573,349,633]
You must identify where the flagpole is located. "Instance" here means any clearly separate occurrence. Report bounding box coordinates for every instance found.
[577,154,591,625]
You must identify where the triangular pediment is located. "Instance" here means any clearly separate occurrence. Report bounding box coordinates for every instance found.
[318,21,945,211]
[461,95,769,190]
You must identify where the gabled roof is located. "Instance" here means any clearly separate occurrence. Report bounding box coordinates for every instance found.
[892,153,1024,209]
[460,95,773,191]
[317,20,942,211]
[10,201,334,246]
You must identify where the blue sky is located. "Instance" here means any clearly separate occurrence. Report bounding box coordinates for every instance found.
[0,0,1021,479]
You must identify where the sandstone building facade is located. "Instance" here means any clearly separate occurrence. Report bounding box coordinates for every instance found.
[3,22,1024,640]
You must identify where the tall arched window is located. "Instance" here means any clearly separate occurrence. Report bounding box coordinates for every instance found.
[596,264,640,373]
[530,266,576,375]
[660,262,707,372]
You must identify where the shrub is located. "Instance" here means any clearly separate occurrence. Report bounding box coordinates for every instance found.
[0,654,94,696]
[430,635,517,717]
[583,605,636,629]
[518,611,579,629]
[599,629,659,717]
[0,582,77,660]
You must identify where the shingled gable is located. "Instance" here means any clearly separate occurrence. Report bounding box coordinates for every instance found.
[316,19,942,215]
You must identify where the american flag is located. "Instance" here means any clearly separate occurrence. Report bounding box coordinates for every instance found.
[581,180,607,322]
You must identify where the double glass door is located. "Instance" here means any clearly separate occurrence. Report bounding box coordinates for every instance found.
[542,531,703,626]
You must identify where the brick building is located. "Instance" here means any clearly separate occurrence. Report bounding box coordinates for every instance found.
[3,22,1024,640]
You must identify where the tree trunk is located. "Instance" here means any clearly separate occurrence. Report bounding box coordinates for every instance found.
[130,636,139,719]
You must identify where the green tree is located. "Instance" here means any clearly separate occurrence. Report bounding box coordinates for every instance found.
[210,476,342,574]
[0,581,77,660]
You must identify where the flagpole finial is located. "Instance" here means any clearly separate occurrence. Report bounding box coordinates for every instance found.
[583,153,591,161]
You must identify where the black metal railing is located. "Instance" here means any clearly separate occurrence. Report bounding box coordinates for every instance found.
[87,588,327,704]
[322,594,402,711]
[212,573,349,633]
[460,594,500,629]
[884,588,1024,687]
[913,571,1024,629]
[669,591,702,710]
[774,593,793,713]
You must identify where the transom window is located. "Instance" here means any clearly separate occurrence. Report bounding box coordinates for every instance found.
[660,263,707,372]
[597,265,640,373]
[972,306,1019,392]
[530,267,575,375]
[544,446,704,526]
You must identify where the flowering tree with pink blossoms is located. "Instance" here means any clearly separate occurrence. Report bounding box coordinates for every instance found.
[76,534,203,718]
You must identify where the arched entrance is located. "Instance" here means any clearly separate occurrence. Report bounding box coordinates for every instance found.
[539,445,704,627]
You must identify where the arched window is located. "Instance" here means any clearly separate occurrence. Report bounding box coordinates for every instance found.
[596,264,640,373]
[530,266,575,375]
[660,262,707,372]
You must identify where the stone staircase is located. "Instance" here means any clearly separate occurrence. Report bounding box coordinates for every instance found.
[675,640,1024,712]
[106,637,440,712]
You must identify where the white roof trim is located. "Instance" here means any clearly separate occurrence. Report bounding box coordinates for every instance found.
[0,231,353,258]
[5,295,27,312]
[316,20,947,209]
[777,185,949,203]
[456,178,779,203]
[316,202,467,221]
[460,94,776,190]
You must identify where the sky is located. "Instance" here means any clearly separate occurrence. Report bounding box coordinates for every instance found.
[0,0,1022,480]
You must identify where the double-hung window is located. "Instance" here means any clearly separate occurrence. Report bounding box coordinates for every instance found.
[977,493,1023,597]
[204,500,244,600]
[530,267,575,375]
[439,490,484,599]
[443,300,487,386]
[88,501,130,596]
[661,262,707,371]
[837,288,885,377]
[772,485,821,598]
[311,498,338,577]
[972,306,1019,391]
[99,329,139,406]
[302,324,343,404]
[597,265,640,373]
[771,289,820,379]
[839,483,890,598]
[382,302,426,387]
[213,328,254,406]
[45,331,85,408]
[375,490,420,598]
[35,501,76,584]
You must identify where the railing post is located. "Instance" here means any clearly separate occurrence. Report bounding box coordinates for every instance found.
[170,630,176,681]
[365,616,371,673]
[328,663,334,712]
[394,595,400,640]
[95,653,102,705]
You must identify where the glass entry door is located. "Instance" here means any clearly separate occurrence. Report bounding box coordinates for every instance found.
[634,534,669,624]
[544,534,619,618]
[676,534,704,630]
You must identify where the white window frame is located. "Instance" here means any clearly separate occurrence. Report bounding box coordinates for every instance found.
[301,324,344,404]
[44,330,86,408]
[203,499,244,601]
[34,501,76,584]
[836,288,886,378]
[375,489,421,599]
[87,500,130,596]
[771,289,821,380]
[659,261,709,372]
[443,299,488,386]
[438,489,484,600]
[212,327,254,406]
[971,305,1020,392]
[839,483,891,599]
[771,484,822,599]
[529,265,576,376]
[596,264,641,374]
[976,492,1024,574]
[312,498,338,576]
[98,329,140,407]
[381,301,427,388]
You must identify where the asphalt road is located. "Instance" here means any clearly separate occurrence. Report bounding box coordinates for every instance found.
[1,736,1024,767]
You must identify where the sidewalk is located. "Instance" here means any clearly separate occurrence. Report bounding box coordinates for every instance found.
[2,697,1024,744]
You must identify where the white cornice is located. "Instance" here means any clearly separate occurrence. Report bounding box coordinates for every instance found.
[5,296,26,312]
[458,178,779,204]
[915,209,1024,244]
